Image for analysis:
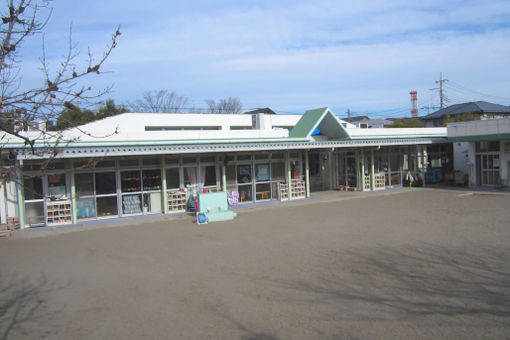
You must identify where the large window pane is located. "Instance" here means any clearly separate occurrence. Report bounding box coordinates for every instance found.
[121,170,141,192]
[48,174,67,199]
[96,172,117,194]
[226,165,236,190]
[166,168,180,189]
[237,165,251,183]
[255,164,270,182]
[184,167,197,187]
[204,166,216,186]
[97,196,118,217]
[122,194,142,214]
[24,176,43,200]
[75,173,94,196]
[76,198,96,219]
[238,185,252,202]
[142,169,161,190]
[271,162,285,181]
[25,201,45,226]
[256,183,271,200]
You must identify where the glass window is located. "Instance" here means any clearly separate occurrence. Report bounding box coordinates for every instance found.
[122,194,142,214]
[166,168,181,189]
[255,153,268,160]
[256,183,271,200]
[238,185,252,202]
[48,174,67,199]
[200,156,216,164]
[226,165,236,190]
[237,155,251,161]
[76,198,96,219]
[184,167,197,186]
[166,168,180,189]
[96,172,117,194]
[97,196,118,217]
[182,157,197,164]
[165,156,179,166]
[95,160,116,168]
[291,160,301,180]
[142,158,161,166]
[204,166,217,186]
[25,201,45,226]
[488,141,500,152]
[271,153,284,159]
[142,169,161,191]
[271,162,285,181]
[24,176,43,200]
[120,159,139,167]
[237,165,251,183]
[121,170,141,192]
[255,164,270,182]
[75,173,94,196]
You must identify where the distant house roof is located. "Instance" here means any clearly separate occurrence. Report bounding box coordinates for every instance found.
[244,107,277,115]
[344,115,369,123]
[423,101,510,120]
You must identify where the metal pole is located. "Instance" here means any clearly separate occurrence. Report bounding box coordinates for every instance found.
[15,161,26,229]
[361,149,366,192]
[69,159,77,224]
[286,150,292,200]
[305,150,310,198]
[370,149,375,191]
[161,155,168,214]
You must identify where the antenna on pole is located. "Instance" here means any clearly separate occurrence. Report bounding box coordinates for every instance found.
[410,91,418,117]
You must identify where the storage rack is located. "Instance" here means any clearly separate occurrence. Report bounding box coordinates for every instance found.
[279,180,306,201]
[167,190,187,212]
[46,200,72,225]
[374,173,386,190]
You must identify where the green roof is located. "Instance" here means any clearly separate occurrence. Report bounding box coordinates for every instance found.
[289,107,350,139]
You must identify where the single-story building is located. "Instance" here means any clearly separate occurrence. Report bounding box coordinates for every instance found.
[0,107,447,229]
[448,118,510,187]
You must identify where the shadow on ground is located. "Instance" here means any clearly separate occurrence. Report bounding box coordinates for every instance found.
[274,244,510,322]
[0,272,65,340]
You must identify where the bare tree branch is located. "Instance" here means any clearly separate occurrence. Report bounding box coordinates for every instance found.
[129,90,189,113]
[205,96,243,114]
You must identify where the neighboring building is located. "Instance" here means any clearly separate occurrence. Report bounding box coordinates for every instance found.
[422,101,510,128]
[448,118,510,187]
[423,101,510,175]
[0,107,447,229]
[344,116,393,129]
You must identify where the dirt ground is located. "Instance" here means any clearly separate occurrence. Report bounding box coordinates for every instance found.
[1,188,509,339]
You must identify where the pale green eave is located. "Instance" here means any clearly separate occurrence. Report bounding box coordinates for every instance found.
[5,136,310,149]
[289,107,351,139]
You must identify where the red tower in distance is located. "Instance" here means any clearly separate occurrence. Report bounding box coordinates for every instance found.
[410,90,418,118]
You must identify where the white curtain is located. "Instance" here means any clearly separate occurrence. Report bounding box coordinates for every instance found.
[199,167,206,188]
[185,167,197,187]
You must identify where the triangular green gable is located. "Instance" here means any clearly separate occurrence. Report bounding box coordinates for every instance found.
[289,107,350,139]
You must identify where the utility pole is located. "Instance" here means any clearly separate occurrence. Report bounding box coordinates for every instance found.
[435,72,448,109]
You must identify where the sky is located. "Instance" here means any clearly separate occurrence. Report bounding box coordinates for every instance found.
[17,0,510,118]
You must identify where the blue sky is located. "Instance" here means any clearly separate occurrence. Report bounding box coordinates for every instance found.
[19,0,510,118]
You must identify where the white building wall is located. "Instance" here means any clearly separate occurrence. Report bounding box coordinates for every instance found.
[453,142,470,173]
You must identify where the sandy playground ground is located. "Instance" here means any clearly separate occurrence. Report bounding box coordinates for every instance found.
[1,188,509,339]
